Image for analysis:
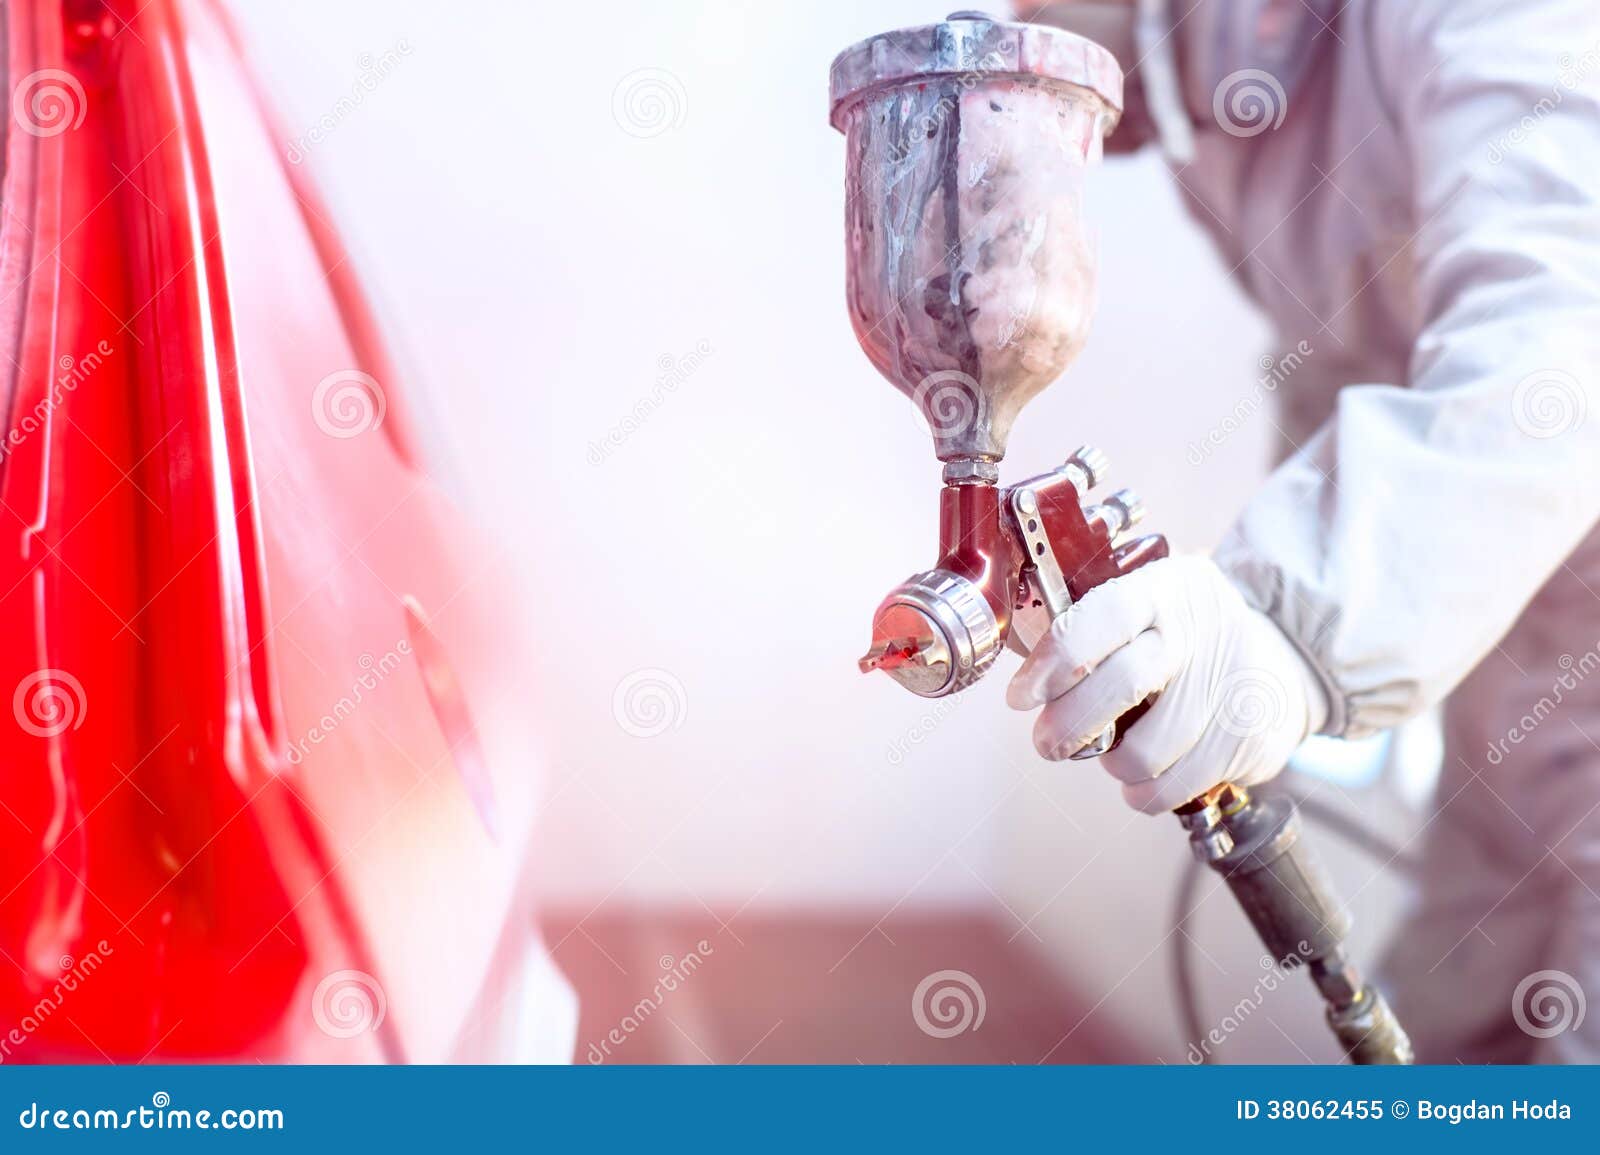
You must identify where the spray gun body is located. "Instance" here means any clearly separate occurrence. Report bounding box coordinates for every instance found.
[859,449,1167,754]
[831,13,1151,726]
[831,12,1410,1064]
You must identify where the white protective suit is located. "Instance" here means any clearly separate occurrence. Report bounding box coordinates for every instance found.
[1162,0,1600,1061]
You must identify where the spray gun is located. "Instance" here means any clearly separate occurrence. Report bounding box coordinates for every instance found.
[829,11,1411,1064]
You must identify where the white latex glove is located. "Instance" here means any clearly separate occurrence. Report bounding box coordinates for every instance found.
[1006,555,1329,813]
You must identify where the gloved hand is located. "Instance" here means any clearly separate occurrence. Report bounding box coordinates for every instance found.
[1006,555,1329,813]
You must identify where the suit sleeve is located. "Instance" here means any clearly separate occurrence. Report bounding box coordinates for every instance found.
[1215,0,1600,737]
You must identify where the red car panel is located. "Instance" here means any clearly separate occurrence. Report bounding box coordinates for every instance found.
[0,0,565,1062]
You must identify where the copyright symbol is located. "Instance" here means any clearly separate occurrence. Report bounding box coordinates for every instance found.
[1391,1100,1409,1119]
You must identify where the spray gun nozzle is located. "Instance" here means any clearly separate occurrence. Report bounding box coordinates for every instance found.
[858,638,923,674]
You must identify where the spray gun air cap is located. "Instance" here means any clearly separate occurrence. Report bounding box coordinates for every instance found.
[831,14,1124,467]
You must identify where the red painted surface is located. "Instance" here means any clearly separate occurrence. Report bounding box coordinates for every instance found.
[0,0,557,1061]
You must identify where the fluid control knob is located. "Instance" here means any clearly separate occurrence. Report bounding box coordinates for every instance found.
[1106,488,1145,529]
[1064,445,1109,491]
[1084,488,1146,538]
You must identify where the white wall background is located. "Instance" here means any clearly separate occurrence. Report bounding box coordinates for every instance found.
[228,0,1413,1059]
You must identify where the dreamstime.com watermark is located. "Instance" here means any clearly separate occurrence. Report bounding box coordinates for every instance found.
[1486,642,1600,766]
[887,693,962,766]
[1488,41,1600,164]
[11,68,87,137]
[1185,943,1313,1064]
[884,51,1008,163]
[285,641,412,766]
[311,969,387,1039]
[911,369,987,445]
[612,68,688,139]
[588,341,713,464]
[912,969,986,1039]
[285,41,414,165]
[585,941,715,1063]
[1187,341,1313,465]
[1211,667,1289,741]
[0,942,113,1063]
[611,667,687,738]
[0,340,116,464]
[1511,368,1587,440]
[12,669,88,739]
[311,369,386,439]
[17,1093,283,1132]
[1212,69,1288,138]
[1513,969,1586,1040]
